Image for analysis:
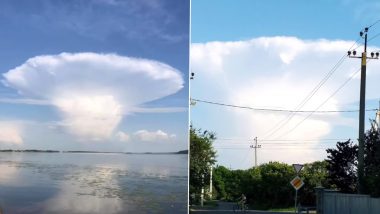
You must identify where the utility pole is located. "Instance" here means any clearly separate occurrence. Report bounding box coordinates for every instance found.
[348,27,379,193]
[376,100,380,132]
[201,174,204,207]
[250,137,261,167]
[209,166,213,199]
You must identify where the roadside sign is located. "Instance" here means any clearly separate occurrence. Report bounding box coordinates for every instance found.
[290,176,304,190]
[293,164,303,174]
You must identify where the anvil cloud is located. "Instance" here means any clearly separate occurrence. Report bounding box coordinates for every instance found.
[3,52,184,140]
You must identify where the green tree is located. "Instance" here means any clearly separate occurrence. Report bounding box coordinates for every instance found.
[212,165,230,200]
[255,162,294,209]
[364,122,380,197]
[299,161,329,205]
[189,126,217,203]
[211,161,331,209]
[326,140,358,193]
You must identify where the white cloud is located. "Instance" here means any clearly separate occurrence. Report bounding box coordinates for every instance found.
[116,131,130,142]
[0,122,23,145]
[191,36,380,165]
[3,52,183,140]
[132,129,176,142]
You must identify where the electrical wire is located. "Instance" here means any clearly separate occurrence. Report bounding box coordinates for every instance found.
[368,32,380,43]
[215,138,351,142]
[271,34,379,140]
[276,66,362,139]
[352,20,380,51]
[215,147,329,150]
[368,19,380,29]
[191,98,377,113]
[261,55,346,138]
[215,142,348,146]
[262,37,361,140]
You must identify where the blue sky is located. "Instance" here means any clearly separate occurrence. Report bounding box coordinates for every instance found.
[192,0,380,42]
[191,0,380,168]
[0,0,189,152]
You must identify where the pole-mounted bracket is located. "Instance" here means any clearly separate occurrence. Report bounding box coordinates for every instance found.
[348,51,379,59]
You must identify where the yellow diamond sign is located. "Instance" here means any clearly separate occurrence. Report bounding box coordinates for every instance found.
[290,176,304,190]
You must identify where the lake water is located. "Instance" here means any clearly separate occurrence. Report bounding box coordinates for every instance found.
[0,152,188,214]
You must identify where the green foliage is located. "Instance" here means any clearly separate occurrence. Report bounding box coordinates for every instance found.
[326,140,358,193]
[325,124,380,196]
[363,124,380,197]
[253,162,294,209]
[211,162,326,209]
[189,125,217,203]
[212,165,230,200]
[299,161,329,205]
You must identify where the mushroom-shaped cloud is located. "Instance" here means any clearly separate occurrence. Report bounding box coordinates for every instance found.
[3,52,184,140]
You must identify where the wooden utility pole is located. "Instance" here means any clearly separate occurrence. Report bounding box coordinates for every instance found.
[250,137,261,167]
[348,27,379,193]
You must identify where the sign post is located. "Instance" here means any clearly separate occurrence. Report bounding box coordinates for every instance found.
[293,164,303,174]
[291,164,304,213]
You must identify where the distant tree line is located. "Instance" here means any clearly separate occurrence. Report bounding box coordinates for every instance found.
[190,123,380,208]
[212,161,328,209]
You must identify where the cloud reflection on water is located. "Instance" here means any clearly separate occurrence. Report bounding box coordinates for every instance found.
[0,153,187,214]
[43,167,124,214]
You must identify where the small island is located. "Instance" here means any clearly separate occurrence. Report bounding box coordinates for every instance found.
[0,149,59,153]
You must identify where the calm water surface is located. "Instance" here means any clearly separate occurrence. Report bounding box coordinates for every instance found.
[0,152,188,214]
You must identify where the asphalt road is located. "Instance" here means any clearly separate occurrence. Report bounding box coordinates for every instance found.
[190,202,295,214]
[191,210,295,214]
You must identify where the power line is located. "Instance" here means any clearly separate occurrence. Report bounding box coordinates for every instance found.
[240,150,251,168]
[368,31,380,42]
[191,98,377,113]
[352,32,380,51]
[215,142,348,145]
[276,66,362,139]
[261,56,346,138]
[260,138,352,142]
[215,141,348,145]
[215,138,351,142]
[368,19,380,29]
[264,37,362,138]
[262,37,361,140]
[277,55,376,140]
[352,20,380,51]
[352,21,380,51]
[215,147,329,150]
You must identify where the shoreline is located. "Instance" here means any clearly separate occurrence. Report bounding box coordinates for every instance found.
[0,149,188,155]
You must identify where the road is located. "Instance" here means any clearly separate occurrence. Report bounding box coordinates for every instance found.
[190,201,295,214]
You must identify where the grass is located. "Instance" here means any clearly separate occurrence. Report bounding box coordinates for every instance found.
[189,200,219,210]
[268,207,296,212]
[204,200,218,207]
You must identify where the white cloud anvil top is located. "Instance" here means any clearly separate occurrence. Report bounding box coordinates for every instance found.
[2,52,184,140]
